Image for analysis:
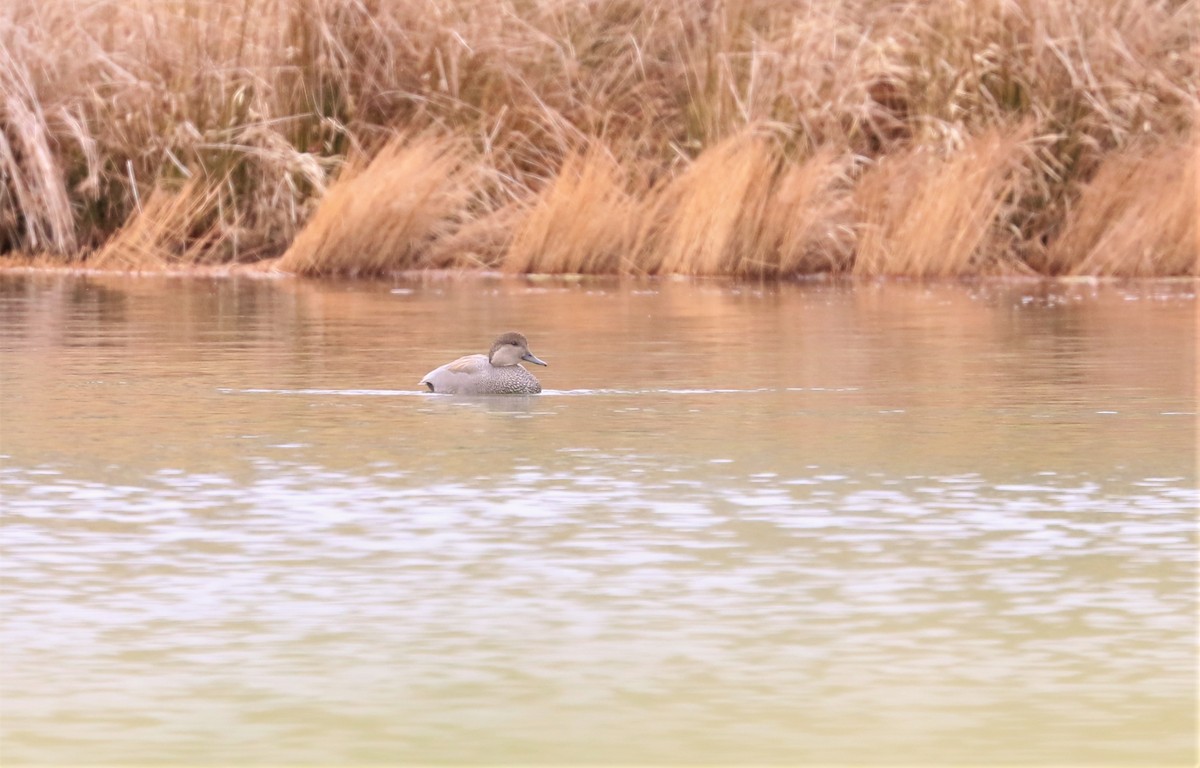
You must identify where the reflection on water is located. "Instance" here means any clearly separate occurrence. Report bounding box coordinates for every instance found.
[1,273,1196,765]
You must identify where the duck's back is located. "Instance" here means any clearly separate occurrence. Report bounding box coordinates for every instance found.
[420,354,541,394]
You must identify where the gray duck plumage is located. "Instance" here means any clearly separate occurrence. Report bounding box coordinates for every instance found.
[420,332,547,394]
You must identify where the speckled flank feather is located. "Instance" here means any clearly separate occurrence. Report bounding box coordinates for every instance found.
[420,333,546,395]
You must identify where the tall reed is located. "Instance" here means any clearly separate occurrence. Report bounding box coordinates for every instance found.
[0,0,1195,276]
[633,133,855,277]
[637,133,780,276]
[1044,140,1198,277]
[276,135,477,276]
[853,129,1030,277]
[504,148,637,274]
[89,181,229,269]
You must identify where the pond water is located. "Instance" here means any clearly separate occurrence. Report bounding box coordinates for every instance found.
[0,272,1196,765]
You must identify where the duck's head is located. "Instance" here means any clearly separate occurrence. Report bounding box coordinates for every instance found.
[489,332,547,368]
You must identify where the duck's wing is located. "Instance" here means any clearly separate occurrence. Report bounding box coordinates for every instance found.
[444,354,489,375]
[419,353,489,393]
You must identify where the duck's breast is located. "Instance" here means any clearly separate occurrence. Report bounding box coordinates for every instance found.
[496,366,541,394]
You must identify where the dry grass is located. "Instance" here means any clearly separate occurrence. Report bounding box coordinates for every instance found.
[1044,139,1199,277]
[754,148,857,276]
[89,181,228,269]
[853,128,1031,277]
[638,132,780,276]
[633,132,855,277]
[0,42,77,255]
[504,148,637,274]
[276,135,477,276]
[1,0,1196,276]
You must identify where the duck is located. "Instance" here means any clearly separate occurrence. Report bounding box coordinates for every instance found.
[420,332,548,394]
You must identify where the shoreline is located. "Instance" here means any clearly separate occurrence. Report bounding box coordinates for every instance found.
[3,257,1197,286]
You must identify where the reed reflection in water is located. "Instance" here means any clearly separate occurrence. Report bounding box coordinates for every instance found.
[0,274,1195,765]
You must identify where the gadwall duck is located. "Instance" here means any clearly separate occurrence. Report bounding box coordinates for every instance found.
[420,332,548,394]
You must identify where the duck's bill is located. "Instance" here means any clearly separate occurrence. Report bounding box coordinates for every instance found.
[523,353,548,366]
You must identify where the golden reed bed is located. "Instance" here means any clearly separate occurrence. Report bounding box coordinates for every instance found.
[1,0,1196,278]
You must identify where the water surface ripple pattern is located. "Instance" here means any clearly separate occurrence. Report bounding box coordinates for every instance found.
[1,274,1195,765]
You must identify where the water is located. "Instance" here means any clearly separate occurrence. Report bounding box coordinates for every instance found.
[1,273,1195,765]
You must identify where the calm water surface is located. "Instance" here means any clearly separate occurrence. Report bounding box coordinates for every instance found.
[0,273,1196,765]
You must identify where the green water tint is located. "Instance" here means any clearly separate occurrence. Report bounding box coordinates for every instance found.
[1,274,1195,765]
